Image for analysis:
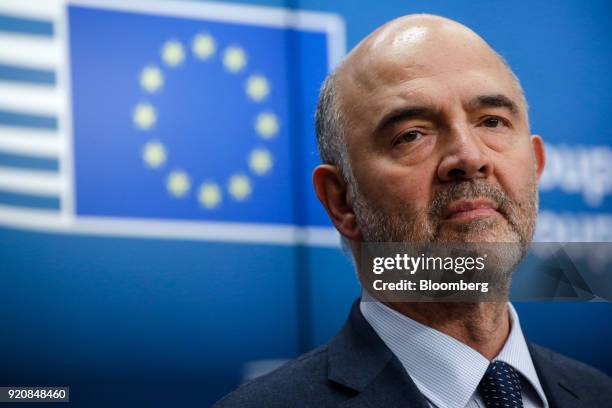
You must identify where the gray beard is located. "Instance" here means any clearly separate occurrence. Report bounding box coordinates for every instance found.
[351,178,539,295]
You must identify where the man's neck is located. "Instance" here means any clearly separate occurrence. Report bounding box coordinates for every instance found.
[385,302,510,360]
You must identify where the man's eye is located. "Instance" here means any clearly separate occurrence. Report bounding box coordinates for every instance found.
[482,117,506,128]
[396,130,423,144]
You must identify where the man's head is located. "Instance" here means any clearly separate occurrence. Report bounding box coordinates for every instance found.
[314,14,545,260]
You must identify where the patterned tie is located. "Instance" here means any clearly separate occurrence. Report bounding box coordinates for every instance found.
[478,360,524,408]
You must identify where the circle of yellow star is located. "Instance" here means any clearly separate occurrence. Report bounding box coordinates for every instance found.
[162,40,185,67]
[228,174,252,201]
[255,112,279,139]
[142,141,166,168]
[192,33,216,60]
[133,103,156,130]
[198,182,222,209]
[166,170,191,197]
[249,148,273,175]
[222,46,247,73]
[246,75,270,101]
[140,65,164,93]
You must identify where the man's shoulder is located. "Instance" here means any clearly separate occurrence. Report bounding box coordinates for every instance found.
[213,344,353,408]
[530,342,612,400]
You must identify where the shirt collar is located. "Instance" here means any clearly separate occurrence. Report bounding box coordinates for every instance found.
[360,291,548,408]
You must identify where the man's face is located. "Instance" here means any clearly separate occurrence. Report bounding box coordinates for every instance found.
[339,24,543,247]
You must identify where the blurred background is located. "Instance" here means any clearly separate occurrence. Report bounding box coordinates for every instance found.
[0,0,610,406]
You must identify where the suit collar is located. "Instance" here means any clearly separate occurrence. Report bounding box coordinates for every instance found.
[328,299,587,408]
[528,343,582,408]
[327,299,430,408]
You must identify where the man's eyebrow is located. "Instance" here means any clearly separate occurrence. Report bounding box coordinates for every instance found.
[375,106,439,133]
[467,94,519,115]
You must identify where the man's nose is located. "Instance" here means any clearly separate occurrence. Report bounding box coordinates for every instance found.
[437,125,493,182]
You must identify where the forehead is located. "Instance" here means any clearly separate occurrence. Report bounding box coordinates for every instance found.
[351,66,518,124]
[338,25,522,129]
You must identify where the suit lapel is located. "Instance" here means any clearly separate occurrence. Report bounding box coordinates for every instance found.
[528,343,583,408]
[327,300,430,408]
[338,357,431,408]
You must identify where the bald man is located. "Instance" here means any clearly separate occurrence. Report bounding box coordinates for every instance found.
[214,14,612,408]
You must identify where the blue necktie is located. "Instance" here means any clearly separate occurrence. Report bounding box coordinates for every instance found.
[478,360,524,408]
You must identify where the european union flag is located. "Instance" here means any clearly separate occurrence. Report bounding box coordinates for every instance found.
[68,2,343,227]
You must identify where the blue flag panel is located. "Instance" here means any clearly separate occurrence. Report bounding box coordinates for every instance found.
[69,5,331,225]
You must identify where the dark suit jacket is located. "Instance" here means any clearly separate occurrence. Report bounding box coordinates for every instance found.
[215,300,612,407]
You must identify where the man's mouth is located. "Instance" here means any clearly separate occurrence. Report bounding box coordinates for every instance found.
[442,198,500,222]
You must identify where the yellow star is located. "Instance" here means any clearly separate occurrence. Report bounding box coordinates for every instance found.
[133,103,156,130]
[249,148,273,175]
[223,46,247,73]
[140,65,164,93]
[246,75,270,101]
[142,141,166,168]
[228,174,252,201]
[161,40,185,67]
[198,182,222,209]
[166,170,191,197]
[192,33,216,60]
[255,112,279,139]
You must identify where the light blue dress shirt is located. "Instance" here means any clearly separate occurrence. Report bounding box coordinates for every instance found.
[360,291,549,408]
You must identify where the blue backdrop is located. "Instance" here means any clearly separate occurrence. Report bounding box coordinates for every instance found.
[0,1,610,407]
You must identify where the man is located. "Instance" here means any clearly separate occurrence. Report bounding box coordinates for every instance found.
[215,14,612,407]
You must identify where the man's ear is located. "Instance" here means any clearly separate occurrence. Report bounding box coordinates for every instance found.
[312,164,361,240]
[530,134,546,180]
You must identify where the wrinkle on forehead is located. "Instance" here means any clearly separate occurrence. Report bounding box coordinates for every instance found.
[335,14,522,130]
